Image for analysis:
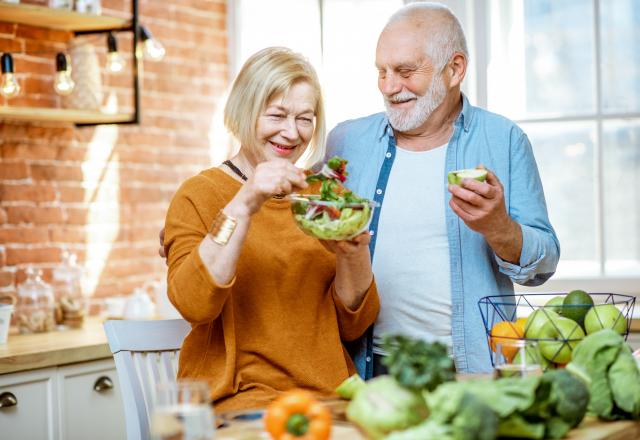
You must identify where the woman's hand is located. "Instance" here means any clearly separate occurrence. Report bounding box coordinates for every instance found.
[319,231,371,257]
[322,232,373,310]
[230,159,308,217]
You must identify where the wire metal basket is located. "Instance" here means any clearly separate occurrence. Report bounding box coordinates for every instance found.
[478,293,636,368]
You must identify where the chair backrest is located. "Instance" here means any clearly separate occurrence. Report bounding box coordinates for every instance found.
[104,319,191,440]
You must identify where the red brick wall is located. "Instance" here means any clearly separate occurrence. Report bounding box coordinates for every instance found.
[0,0,228,305]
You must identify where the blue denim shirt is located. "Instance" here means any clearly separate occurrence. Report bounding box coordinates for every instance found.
[326,95,560,376]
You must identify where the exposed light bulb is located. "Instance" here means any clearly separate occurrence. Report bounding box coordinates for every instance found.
[139,26,166,61]
[54,71,75,95]
[1,72,20,99]
[106,32,125,72]
[54,52,75,96]
[143,39,166,60]
[1,53,20,99]
[107,51,125,72]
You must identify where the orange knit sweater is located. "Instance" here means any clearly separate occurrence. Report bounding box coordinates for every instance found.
[164,168,379,412]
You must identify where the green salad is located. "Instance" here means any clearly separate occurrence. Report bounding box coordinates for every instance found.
[291,156,375,240]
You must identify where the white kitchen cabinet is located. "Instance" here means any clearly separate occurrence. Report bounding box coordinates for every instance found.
[0,358,125,440]
[0,367,58,440]
[57,359,126,440]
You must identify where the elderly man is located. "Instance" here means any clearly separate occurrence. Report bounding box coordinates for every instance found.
[329,2,559,376]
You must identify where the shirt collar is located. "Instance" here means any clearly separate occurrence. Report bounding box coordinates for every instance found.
[456,93,474,132]
[378,115,393,142]
[376,92,474,141]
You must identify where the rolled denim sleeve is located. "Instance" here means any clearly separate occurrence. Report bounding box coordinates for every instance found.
[495,133,560,286]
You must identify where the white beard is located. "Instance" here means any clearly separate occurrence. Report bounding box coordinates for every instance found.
[384,74,447,132]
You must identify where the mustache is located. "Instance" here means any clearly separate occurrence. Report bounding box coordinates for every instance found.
[385,91,418,104]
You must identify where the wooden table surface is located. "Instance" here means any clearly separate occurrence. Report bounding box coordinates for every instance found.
[216,399,640,440]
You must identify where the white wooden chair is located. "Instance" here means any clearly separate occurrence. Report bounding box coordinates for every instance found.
[104,319,191,440]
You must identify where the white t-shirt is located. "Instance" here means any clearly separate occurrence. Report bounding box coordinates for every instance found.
[372,143,452,353]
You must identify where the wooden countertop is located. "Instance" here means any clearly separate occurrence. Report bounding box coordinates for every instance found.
[0,317,111,375]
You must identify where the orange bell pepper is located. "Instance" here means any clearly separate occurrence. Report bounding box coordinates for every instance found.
[264,389,332,440]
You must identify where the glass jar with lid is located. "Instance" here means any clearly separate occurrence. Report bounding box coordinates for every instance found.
[16,268,55,333]
[53,251,86,329]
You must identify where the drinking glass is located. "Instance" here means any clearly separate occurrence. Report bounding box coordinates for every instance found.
[151,380,215,440]
[493,340,544,379]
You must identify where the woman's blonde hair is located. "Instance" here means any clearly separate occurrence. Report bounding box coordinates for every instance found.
[224,47,326,168]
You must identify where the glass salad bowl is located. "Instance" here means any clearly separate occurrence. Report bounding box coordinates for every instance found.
[289,194,377,241]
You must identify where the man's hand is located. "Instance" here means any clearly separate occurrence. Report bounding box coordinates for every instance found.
[158,228,167,260]
[448,170,522,264]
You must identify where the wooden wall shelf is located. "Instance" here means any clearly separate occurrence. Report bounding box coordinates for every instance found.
[0,1,140,126]
[0,106,134,124]
[0,2,130,32]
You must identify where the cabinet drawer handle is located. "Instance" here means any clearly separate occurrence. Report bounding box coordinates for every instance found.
[0,392,17,408]
[93,376,114,392]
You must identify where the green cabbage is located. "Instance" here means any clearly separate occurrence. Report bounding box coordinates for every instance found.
[346,376,428,439]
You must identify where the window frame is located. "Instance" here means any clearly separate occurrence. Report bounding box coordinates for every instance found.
[467,0,639,298]
[229,0,640,299]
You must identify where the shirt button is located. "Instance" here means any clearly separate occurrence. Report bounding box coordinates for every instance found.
[369,230,375,236]
[376,189,382,195]
[385,152,391,158]
[366,356,372,362]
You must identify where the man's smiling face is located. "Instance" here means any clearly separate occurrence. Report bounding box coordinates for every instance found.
[375,20,447,132]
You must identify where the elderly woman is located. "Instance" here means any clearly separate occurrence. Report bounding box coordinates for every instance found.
[164,47,379,411]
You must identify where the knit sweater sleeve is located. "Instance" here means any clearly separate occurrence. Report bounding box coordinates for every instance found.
[164,173,236,324]
[331,280,379,342]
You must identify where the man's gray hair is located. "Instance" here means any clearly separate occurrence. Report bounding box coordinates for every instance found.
[387,2,469,71]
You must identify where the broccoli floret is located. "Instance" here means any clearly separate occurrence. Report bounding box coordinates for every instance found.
[425,384,498,440]
[381,335,455,392]
[544,416,572,440]
[547,370,590,428]
[451,392,498,440]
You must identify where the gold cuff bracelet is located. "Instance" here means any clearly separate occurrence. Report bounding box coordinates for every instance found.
[208,210,237,246]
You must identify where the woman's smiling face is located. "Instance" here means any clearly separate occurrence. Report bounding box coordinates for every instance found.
[256,81,317,164]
